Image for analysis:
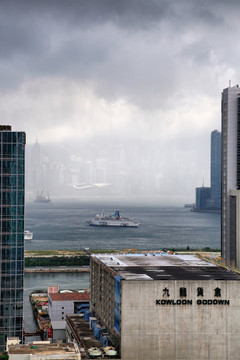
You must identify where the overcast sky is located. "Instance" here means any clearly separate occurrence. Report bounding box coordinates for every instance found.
[1,0,239,201]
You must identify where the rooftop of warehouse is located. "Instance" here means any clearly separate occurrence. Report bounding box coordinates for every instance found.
[92,253,240,281]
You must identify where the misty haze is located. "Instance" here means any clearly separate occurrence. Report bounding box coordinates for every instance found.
[25,135,209,205]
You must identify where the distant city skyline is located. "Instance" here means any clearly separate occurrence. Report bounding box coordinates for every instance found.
[26,135,214,203]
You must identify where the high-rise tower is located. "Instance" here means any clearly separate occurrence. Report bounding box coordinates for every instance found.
[221,84,240,267]
[0,126,26,349]
[30,140,41,192]
[210,130,221,209]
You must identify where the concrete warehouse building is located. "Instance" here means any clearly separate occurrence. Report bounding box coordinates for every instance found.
[90,253,240,360]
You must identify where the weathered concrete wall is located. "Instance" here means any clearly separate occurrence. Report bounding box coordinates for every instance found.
[121,280,240,360]
[52,328,66,341]
[8,355,29,360]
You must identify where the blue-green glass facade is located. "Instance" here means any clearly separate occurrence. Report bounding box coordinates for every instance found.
[0,128,25,350]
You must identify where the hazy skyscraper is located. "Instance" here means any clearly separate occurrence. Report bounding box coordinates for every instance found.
[194,130,221,212]
[30,140,41,192]
[210,130,221,209]
[0,126,26,349]
[195,186,211,210]
[221,84,240,267]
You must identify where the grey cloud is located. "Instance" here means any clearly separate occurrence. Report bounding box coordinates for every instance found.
[180,41,214,66]
[2,0,170,27]
[0,0,228,60]
[0,0,239,106]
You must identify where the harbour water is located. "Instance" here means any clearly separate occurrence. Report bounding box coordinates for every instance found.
[25,197,220,251]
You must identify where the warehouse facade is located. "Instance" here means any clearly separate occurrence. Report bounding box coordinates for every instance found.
[90,253,240,360]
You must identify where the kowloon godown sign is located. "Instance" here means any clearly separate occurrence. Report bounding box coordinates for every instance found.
[156,286,230,306]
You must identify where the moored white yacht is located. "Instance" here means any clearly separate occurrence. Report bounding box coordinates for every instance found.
[24,230,33,241]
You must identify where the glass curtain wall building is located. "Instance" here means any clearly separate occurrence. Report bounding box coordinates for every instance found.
[0,126,26,350]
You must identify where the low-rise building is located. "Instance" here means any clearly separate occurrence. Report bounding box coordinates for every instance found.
[48,292,89,341]
[7,339,80,360]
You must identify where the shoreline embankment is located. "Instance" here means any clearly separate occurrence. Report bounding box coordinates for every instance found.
[23,249,222,273]
[25,267,90,273]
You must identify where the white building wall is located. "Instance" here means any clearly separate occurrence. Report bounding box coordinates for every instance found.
[52,328,66,341]
[49,300,74,321]
[8,355,29,360]
[121,280,240,360]
[9,354,80,360]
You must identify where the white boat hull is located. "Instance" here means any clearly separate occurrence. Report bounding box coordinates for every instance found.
[88,210,139,227]
[24,231,33,240]
[89,220,139,227]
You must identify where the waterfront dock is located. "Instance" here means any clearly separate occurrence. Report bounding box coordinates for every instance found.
[26,292,51,340]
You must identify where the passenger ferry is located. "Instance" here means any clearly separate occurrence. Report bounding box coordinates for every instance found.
[88,210,140,227]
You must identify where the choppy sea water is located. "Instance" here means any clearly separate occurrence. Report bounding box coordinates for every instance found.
[25,196,220,251]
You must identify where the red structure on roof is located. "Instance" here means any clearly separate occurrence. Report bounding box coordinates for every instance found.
[49,293,90,301]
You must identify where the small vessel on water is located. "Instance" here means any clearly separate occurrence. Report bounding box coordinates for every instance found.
[24,230,33,241]
[88,210,140,227]
[34,191,51,203]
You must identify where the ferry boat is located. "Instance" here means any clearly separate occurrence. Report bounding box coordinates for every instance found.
[24,230,33,241]
[88,210,140,227]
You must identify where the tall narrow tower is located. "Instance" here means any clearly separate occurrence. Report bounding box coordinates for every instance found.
[210,130,221,209]
[0,126,26,350]
[221,85,240,267]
